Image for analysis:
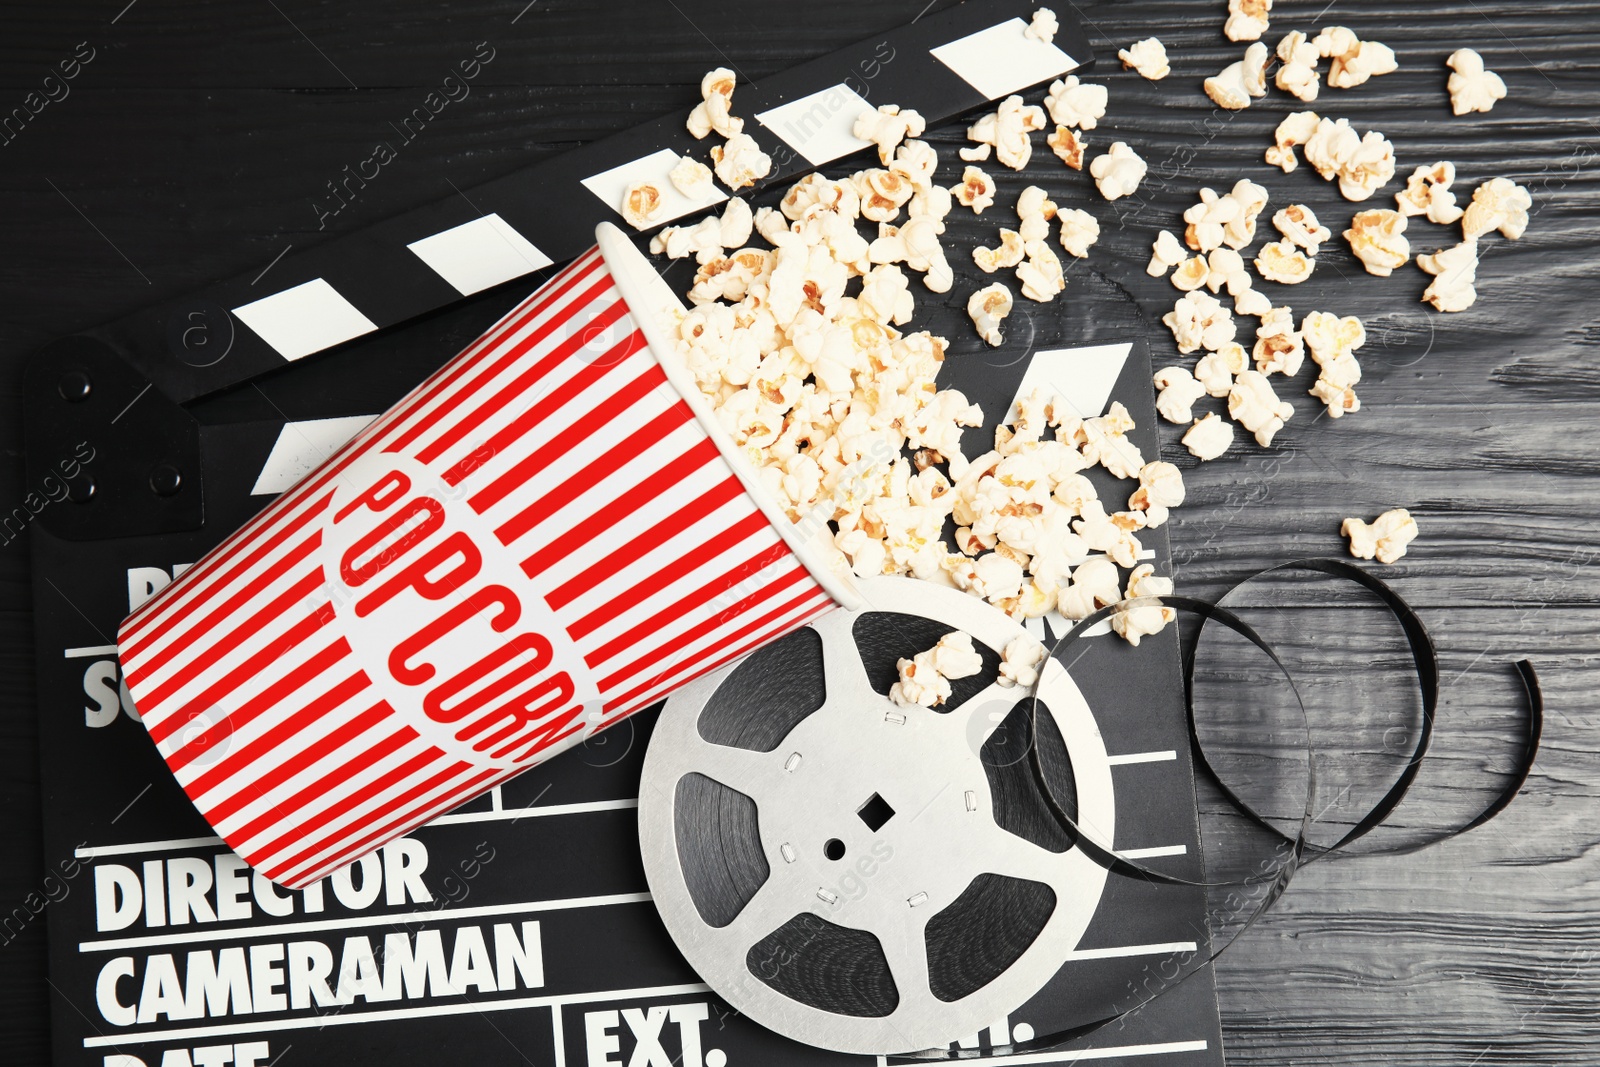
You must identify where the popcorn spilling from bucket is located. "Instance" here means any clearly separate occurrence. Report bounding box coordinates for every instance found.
[621,9,1532,643]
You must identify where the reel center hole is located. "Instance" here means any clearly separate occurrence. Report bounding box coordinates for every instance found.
[857,792,895,831]
[824,838,846,860]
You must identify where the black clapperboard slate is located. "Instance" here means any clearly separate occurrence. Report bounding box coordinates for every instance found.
[23,3,1227,1064]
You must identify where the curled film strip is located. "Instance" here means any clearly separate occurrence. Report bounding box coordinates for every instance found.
[638,564,1543,1057]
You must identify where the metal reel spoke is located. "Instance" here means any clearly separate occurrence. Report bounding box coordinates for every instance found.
[810,609,878,708]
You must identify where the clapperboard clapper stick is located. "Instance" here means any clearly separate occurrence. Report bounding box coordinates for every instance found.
[21,0,1092,545]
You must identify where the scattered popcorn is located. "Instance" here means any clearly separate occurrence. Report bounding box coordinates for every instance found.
[1254,238,1315,284]
[1112,564,1176,645]
[953,165,998,214]
[1119,37,1170,80]
[1164,290,1238,353]
[1154,366,1209,424]
[710,131,773,190]
[1228,370,1294,446]
[1129,461,1186,528]
[649,197,752,262]
[853,104,927,165]
[1462,177,1532,240]
[1308,376,1360,418]
[659,110,1223,644]
[1171,255,1210,292]
[1301,310,1366,367]
[620,180,666,230]
[935,631,985,679]
[1300,313,1360,421]
[1057,557,1123,620]
[1205,247,1253,296]
[1090,141,1148,200]
[1266,109,1320,173]
[1183,180,1270,252]
[687,67,743,140]
[1080,401,1146,480]
[1016,239,1066,302]
[998,635,1047,688]
[967,282,1015,346]
[1025,7,1060,44]
[1344,208,1411,276]
[968,95,1048,170]
[1302,309,1365,415]
[973,229,1026,273]
[1225,0,1272,42]
[1447,48,1507,116]
[1303,117,1396,200]
[1057,208,1100,257]
[959,144,992,162]
[1273,203,1333,255]
[1195,342,1248,396]
[1183,412,1235,461]
[1417,238,1481,313]
[1225,179,1271,246]
[669,156,715,201]
[889,648,952,708]
[1317,27,1398,89]
[1234,287,1273,318]
[856,167,917,223]
[1275,30,1322,102]
[1395,162,1464,225]
[651,218,716,261]
[1015,185,1058,242]
[1047,125,1088,169]
[1043,75,1108,130]
[1147,230,1187,277]
[1342,509,1418,563]
[1253,305,1305,376]
[1205,42,1271,110]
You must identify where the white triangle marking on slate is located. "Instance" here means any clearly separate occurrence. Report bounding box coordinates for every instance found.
[251,415,378,496]
[1007,341,1134,424]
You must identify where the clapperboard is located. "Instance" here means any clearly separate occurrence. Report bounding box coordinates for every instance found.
[23,2,1228,1064]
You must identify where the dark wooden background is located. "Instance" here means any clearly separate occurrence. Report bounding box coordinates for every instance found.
[2,0,1595,1063]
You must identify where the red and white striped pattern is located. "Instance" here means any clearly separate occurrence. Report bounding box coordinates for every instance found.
[118,248,837,889]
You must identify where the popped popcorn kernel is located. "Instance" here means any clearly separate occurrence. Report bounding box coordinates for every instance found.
[1225,0,1272,43]
[1047,125,1088,170]
[1043,75,1108,130]
[1342,508,1418,563]
[1254,238,1315,284]
[953,165,998,214]
[621,180,666,231]
[687,67,743,140]
[1154,366,1208,424]
[1183,412,1235,461]
[967,282,1014,347]
[1119,37,1170,80]
[1316,27,1398,89]
[1417,238,1481,313]
[1090,141,1147,201]
[1024,7,1060,44]
[710,131,773,190]
[1344,208,1411,277]
[1447,48,1507,116]
[1462,177,1532,240]
[1228,369,1294,447]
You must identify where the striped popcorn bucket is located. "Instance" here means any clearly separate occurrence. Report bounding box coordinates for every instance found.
[117,223,861,889]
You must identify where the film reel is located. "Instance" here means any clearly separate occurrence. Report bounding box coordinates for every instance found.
[638,576,1115,1055]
